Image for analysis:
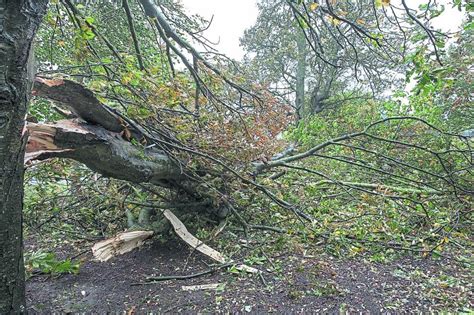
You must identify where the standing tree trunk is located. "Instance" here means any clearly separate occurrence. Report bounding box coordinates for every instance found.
[0,1,47,312]
[295,27,307,121]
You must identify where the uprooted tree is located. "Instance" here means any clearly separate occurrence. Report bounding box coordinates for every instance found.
[1,0,473,311]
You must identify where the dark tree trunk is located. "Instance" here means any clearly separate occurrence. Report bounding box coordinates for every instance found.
[0,0,47,312]
[310,88,328,114]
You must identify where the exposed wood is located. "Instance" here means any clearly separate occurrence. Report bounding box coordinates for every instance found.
[25,120,181,186]
[181,284,220,291]
[92,231,154,262]
[163,210,260,274]
[163,209,227,263]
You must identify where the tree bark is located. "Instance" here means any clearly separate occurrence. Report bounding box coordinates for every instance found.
[295,27,307,121]
[25,120,181,187]
[0,0,48,312]
[27,78,184,187]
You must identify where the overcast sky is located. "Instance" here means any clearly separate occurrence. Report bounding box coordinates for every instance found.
[180,0,464,60]
[181,0,258,59]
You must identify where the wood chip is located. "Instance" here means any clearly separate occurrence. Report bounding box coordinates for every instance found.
[92,230,154,262]
[235,264,260,274]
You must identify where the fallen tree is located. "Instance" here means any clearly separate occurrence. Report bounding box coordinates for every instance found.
[26,77,223,222]
[26,77,235,261]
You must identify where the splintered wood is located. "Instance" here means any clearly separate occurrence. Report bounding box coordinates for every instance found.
[181,284,220,291]
[162,209,227,263]
[91,210,259,274]
[163,210,259,274]
[92,231,154,262]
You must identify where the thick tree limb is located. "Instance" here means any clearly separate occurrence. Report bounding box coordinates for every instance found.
[28,77,185,186]
[25,120,180,186]
[33,77,124,132]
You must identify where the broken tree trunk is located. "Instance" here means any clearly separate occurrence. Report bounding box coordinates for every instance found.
[26,120,181,186]
[27,78,184,187]
[26,78,241,262]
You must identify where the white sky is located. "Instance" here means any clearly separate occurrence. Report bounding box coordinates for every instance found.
[408,0,465,32]
[180,0,464,61]
[181,0,258,60]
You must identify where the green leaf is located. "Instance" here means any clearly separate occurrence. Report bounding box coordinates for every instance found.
[85,16,95,25]
[464,22,474,31]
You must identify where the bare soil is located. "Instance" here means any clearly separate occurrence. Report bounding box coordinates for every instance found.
[26,238,473,313]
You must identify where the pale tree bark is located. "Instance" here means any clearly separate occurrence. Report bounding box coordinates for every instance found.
[0,0,48,312]
[295,27,307,121]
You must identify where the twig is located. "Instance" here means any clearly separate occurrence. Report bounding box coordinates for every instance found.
[131,262,233,285]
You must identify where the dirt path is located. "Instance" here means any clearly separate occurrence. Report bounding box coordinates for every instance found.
[26,239,472,313]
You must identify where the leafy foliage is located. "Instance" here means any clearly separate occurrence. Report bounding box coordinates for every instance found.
[24,0,473,277]
[25,251,80,276]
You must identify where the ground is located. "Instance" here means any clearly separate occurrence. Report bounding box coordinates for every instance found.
[26,235,473,313]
